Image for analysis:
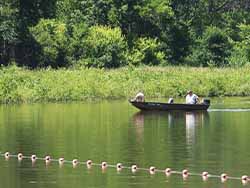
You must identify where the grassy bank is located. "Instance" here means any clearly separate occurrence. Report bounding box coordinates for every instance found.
[1,66,250,103]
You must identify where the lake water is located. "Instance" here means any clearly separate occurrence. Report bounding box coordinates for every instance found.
[1,97,250,188]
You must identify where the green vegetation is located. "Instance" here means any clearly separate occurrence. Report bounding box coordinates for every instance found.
[29,19,68,67]
[1,1,250,103]
[1,66,250,103]
[82,26,127,68]
[187,27,232,67]
[1,1,250,68]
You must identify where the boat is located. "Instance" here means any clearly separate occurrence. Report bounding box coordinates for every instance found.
[129,99,210,111]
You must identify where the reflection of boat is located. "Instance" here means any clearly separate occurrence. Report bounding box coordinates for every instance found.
[129,100,210,111]
[132,111,209,127]
[186,112,197,146]
[132,111,145,127]
[185,111,209,151]
[131,111,209,159]
[186,112,196,127]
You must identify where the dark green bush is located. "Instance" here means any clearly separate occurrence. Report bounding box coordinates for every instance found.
[188,27,232,67]
[29,19,69,67]
[128,37,166,66]
[82,25,128,68]
[229,24,250,67]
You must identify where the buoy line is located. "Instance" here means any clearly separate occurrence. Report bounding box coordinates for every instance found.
[0,151,249,185]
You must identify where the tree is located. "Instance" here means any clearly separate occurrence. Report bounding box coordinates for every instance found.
[229,24,250,66]
[0,1,18,65]
[2,0,250,68]
[29,19,68,67]
[56,0,112,26]
[14,0,57,67]
[188,26,232,66]
[82,25,128,68]
[128,37,165,66]
[66,23,88,64]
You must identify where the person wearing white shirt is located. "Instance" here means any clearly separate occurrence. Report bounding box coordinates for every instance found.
[133,91,145,102]
[186,90,199,104]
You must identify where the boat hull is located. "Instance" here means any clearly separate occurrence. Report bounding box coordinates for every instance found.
[129,101,209,111]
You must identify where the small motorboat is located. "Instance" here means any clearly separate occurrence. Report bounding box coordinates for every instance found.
[129,99,210,111]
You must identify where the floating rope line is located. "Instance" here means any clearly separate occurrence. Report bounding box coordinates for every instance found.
[0,151,249,185]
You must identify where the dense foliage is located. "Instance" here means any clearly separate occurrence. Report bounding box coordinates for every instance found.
[1,0,250,67]
[1,66,250,103]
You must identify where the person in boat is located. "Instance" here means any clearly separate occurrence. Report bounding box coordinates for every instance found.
[186,90,199,104]
[133,91,145,102]
[168,97,174,104]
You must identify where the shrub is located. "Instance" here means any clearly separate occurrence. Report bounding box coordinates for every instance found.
[29,19,68,67]
[82,25,128,68]
[188,27,232,67]
[229,24,250,67]
[128,37,165,66]
[66,23,88,64]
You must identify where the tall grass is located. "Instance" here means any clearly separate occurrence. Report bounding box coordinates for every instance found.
[1,66,250,103]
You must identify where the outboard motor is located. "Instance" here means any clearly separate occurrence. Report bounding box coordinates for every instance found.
[202,99,210,105]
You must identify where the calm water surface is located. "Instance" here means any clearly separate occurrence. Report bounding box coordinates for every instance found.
[1,97,250,188]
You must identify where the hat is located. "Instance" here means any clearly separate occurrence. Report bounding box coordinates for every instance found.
[187,90,193,94]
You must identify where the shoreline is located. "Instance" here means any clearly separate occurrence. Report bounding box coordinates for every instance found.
[1,66,250,104]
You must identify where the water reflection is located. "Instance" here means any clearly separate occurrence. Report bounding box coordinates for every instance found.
[132,112,145,144]
[185,111,208,146]
[132,111,209,147]
[132,111,145,127]
[133,111,208,126]
[185,112,196,148]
